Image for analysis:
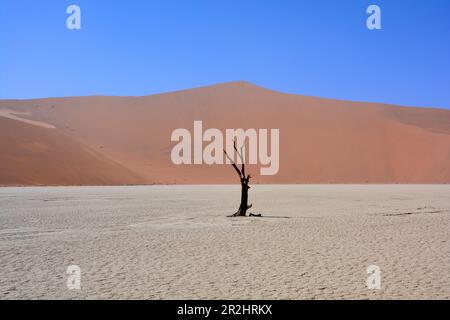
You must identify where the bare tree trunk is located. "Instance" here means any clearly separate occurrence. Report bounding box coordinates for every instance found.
[224,141,252,217]
[235,176,252,216]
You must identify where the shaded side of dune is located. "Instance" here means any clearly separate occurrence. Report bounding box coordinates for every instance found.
[0,117,144,186]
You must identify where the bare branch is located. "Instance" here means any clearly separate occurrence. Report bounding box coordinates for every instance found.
[223,149,234,163]
[231,139,246,178]
[223,149,242,178]
[233,140,245,164]
[240,144,246,178]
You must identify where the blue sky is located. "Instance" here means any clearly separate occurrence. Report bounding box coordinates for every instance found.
[1,0,449,108]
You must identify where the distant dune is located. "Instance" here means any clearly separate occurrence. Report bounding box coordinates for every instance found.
[1,81,449,185]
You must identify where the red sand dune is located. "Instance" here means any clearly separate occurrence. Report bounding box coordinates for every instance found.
[1,81,449,185]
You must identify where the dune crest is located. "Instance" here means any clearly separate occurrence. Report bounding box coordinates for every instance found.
[0,109,56,129]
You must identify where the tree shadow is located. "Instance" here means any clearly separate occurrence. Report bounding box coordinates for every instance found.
[249,214,291,219]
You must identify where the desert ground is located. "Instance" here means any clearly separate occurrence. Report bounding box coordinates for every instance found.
[0,185,448,300]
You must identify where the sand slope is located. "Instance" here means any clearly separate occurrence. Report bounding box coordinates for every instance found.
[1,82,449,185]
[0,118,143,186]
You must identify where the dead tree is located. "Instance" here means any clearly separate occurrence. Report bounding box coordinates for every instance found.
[223,141,252,217]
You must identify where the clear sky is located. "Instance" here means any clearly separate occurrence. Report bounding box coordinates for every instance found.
[1,0,449,108]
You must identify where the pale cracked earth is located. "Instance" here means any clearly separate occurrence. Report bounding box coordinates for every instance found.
[0,185,448,299]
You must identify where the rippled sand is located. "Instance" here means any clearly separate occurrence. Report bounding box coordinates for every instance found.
[0,185,448,299]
